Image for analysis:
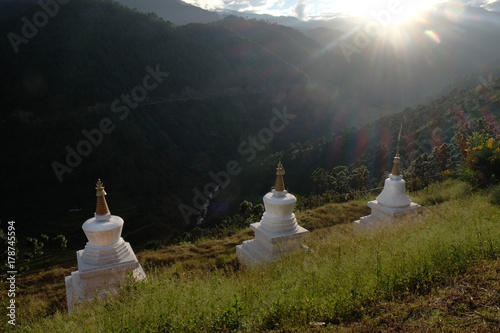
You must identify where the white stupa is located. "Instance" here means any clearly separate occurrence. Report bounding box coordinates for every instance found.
[236,162,309,266]
[65,179,146,312]
[354,154,421,228]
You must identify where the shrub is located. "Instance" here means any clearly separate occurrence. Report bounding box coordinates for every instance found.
[465,133,500,187]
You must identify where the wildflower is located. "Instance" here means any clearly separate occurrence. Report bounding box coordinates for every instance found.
[487,138,494,149]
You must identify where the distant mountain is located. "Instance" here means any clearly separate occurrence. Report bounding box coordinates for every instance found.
[112,0,362,32]
[302,27,344,48]
[110,1,500,119]
[115,0,221,25]
[315,4,500,122]
[219,10,303,27]
[219,9,362,33]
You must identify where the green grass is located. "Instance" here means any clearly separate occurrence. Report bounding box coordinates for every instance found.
[489,183,500,207]
[411,179,472,206]
[332,258,500,332]
[8,181,500,332]
[297,200,370,230]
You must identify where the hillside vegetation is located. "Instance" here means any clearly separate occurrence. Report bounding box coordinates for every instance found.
[5,180,500,332]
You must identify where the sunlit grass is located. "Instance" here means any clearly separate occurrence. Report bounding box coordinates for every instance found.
[412,179,472,206]
[297,200,370,230]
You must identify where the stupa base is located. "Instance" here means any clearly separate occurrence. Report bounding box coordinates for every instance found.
[236,222,309,266]
[353,200,421,229]
[65,242,146,313]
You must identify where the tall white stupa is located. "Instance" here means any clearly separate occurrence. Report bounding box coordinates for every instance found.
[236,162,309,266]
[65,179,146,312]
[354,154,421,228]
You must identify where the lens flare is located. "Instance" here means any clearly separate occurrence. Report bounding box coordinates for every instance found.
[424,30,441,44]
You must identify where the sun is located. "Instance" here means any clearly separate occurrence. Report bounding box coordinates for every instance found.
[321,0,447,49]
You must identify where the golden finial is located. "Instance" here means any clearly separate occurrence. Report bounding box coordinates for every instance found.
[274,161,286,191]
[95,179,110,216]
[276,161,285,176]
[96,179,107,197]
[391,153,401,176]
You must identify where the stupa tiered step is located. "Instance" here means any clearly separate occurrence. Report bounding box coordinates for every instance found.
[65,179,145,312]
[79,237,132,266]
[354,198,421,228]
[237,162,309,266]
[354,154,421,229]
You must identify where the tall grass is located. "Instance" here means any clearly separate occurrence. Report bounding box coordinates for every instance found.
[16,186,500,332]
[412,179,472,206]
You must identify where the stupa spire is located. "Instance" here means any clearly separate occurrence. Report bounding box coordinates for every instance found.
[391,123,403,176]
[274,161,285,192]
[95,179,110,216]
[391,153,401,176]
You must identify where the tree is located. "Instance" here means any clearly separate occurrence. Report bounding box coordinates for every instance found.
[239,201,253,215]
[350,165,369,192]
[432,143,450,172]
[406,153,440,191]
[331,166,350,194]
[251,204,264,217]
[311,167,333,194]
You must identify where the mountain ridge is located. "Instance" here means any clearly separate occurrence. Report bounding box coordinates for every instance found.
[115,0,221,25]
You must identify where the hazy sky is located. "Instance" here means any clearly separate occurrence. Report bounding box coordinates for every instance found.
[182,0,500,20]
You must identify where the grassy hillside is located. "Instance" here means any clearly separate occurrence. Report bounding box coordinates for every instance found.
[5,180,500,332]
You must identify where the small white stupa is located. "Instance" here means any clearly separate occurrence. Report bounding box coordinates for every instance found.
[236,162,309,266]
[65,179,146,312]
[354,154,421,228]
